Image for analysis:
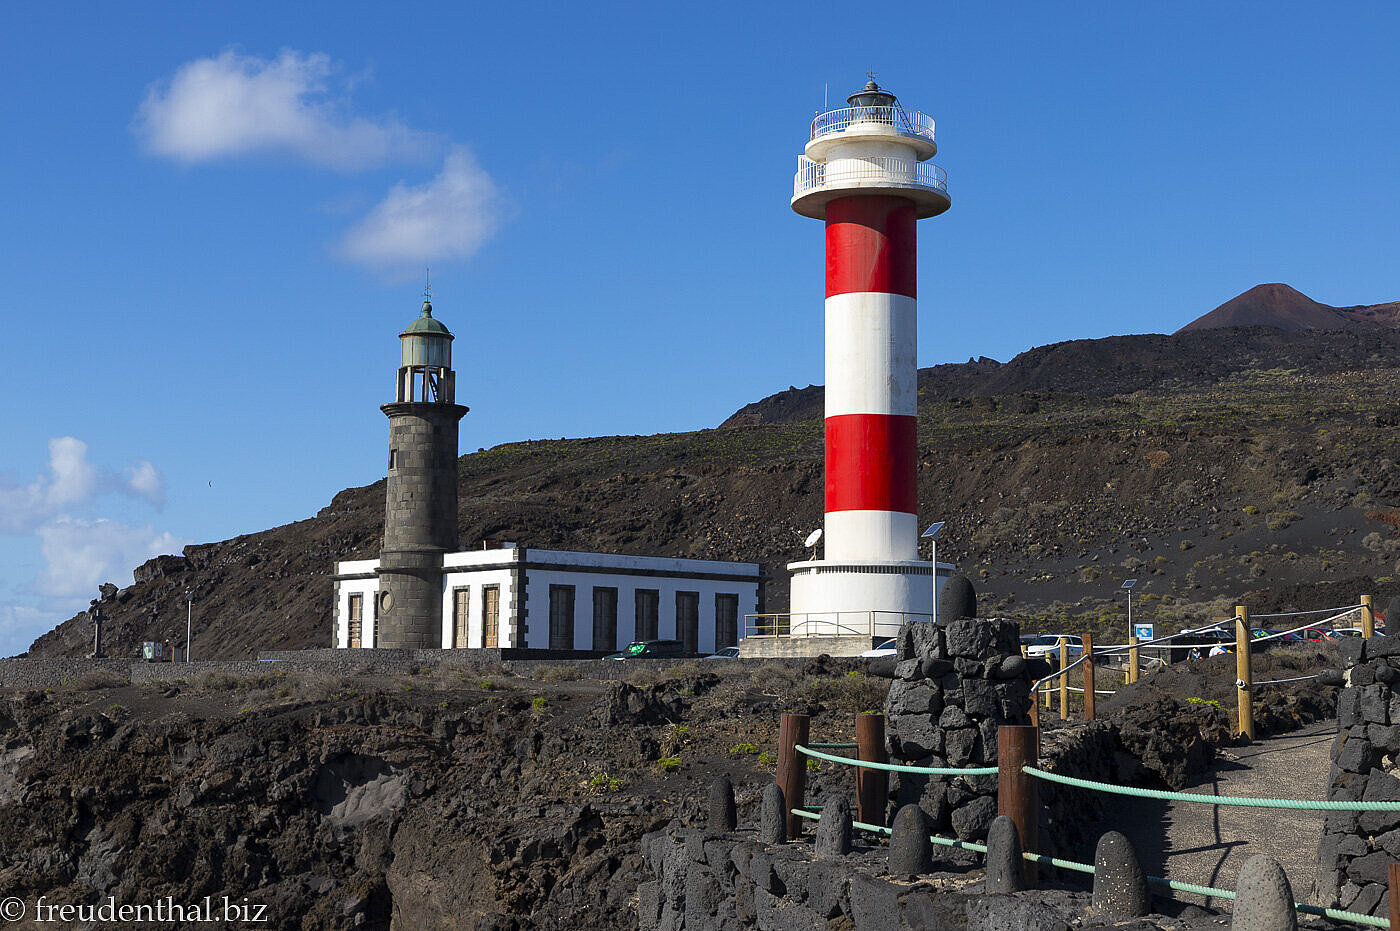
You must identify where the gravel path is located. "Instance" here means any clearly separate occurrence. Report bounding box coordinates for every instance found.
[1104,719,1337,908]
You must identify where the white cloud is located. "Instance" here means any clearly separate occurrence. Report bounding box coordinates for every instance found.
[340,145,502,272]
[34,517,190,600]
[44,437,99,509]
[0,438,170,533]
[134,48,437,171]
[123,460,166,508]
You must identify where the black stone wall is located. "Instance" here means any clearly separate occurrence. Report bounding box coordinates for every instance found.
[1316,635,1400,917]
[884,619,1032,839]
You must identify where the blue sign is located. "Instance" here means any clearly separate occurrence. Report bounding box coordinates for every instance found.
[1133,624,1154,640]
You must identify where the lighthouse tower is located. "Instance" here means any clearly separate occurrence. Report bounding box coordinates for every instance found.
[788,78,950,640]
[376,295,469,649]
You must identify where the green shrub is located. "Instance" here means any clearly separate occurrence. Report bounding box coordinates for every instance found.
[531,696,547,713]
[1243,505,1260,516]
[757,751,778,766]
[730,742,757,755]
[658,756,682,772]
[806,758,820,772]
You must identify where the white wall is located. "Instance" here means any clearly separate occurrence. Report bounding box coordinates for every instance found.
[439,566,517,648]
[333,559,381,648]
[518,568,758,652]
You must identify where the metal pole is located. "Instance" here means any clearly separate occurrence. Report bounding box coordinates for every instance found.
[1083,631,1096,721]
[1235,606,1254,740]
[997,725,1039,883]
[931,539,938,624]
[855,713,887,826]
[777,713,810,838]
[186,591,193,663]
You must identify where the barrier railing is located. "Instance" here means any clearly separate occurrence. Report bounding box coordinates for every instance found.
[1029,595,1375,735]
[773,713,1391,927]
[743,611,931,640]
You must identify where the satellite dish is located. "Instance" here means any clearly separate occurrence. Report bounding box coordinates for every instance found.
[803,529,823,548]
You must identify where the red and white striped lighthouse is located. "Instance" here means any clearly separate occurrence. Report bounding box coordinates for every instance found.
[788,78,950,640]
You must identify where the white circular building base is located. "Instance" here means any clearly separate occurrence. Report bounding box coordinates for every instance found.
[786,559,951,642]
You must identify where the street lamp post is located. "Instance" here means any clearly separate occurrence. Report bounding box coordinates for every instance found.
[185,590,194,663]
[922,522,945,624]
[1122,578,1137,631]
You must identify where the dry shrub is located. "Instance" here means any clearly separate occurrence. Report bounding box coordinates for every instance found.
[532,664,582,682]
[800,673,889,715]
[73,669,127,690]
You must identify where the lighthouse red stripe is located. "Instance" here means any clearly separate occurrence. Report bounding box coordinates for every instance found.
[824,413,918,513]
[825,195,917,299]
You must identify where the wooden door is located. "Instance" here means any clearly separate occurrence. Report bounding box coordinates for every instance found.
[483,586,500,648]
[453,588,470,648]
[348,594,363,649]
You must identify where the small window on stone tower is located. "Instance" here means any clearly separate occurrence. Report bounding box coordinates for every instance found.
[389,449,398,470]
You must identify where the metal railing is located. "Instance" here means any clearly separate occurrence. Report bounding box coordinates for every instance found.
[793,155,947,198]
[810,105,935,143]
[744,611,931,640]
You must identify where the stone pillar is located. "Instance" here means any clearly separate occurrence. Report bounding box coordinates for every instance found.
[377,401,466,648]
[884,619,1032,841]
[1315,636,1400,917]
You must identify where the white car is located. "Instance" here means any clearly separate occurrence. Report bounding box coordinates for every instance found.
[705,646,742,659]
[1023,634,1084,665]
[861,638,897,658]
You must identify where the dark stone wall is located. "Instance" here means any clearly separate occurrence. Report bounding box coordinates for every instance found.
[884,619,1032,839]
[1316,635,1400,917]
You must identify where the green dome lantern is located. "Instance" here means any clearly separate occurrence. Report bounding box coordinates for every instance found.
[399,300,454,369]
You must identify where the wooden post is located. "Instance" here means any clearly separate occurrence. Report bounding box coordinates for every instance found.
[1362,594,1375,639]
[1082,631,1096,721]
[1388,862,1400,931]
[855,713,887,827]
[1058,640,1070,719]
[1029,692,1040,728]
[776,713,810,837]
[1235,606,1254,740]
[1128,633,1140,684]
[998,725,1040,883]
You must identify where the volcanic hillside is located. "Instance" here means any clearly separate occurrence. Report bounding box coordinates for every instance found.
[1174,283,1400,334]
[28,284,1400,660]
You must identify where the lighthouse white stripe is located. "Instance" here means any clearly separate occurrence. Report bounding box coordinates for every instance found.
[824,511,919,562]
[824,291,917,418]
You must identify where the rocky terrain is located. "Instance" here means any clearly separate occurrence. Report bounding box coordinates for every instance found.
[0,639,1342,929]
[27,283,1400,661]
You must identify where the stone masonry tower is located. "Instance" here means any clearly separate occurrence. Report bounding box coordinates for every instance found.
[376,295,468,649]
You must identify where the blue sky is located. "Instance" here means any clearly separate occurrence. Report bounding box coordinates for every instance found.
[1,2,1397,655]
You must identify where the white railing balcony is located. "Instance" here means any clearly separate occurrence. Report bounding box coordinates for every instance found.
[744,611,932,640]
[793,155,948,199]
[810,105,935,144]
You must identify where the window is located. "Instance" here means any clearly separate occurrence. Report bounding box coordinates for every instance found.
[715,593,739,649]
[453,587,470,648]
[676,591,700,653]
[482,586,500,648]
[549,584,575,651]
[389,448,398,470]
[347,594,363,649]
[592,587,618,652]
[634,589,659,641]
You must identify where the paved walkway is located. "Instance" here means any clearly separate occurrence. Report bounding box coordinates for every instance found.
[1103,720,1336,908]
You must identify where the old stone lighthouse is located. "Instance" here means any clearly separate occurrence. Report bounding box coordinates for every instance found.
[375,297,468,648]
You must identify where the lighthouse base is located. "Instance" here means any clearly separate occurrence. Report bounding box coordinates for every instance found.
[764,559,953,655]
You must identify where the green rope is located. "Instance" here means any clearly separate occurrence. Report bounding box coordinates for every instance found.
[807,742,858,749]
[796,744,998,776]
[790,807,1389,928]
[1024,766,1400,811]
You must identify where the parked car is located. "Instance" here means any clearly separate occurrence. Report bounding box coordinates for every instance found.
[861,638,897,659]
[1024,634,1083,667]
[705,646,741,660]
[605,639,690,660]
[1332,628,1365,638]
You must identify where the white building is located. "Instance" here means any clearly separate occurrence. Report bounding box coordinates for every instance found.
[333,546,762,654]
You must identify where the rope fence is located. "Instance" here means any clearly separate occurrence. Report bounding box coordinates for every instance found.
[788,804,1387,927]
